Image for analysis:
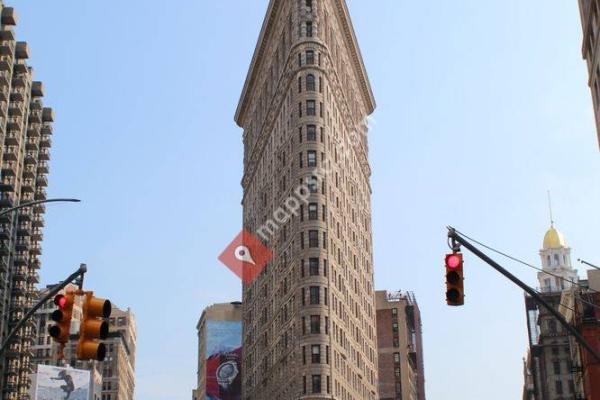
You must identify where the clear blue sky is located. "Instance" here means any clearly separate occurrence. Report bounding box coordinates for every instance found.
[11,1,600,399]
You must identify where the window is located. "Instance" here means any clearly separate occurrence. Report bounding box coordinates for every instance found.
[312,375,322,393]
[298,77,302,93]
[299,102,303,117]
[307,124,317,141]
[310,315,320,333]
[310,286,320,304]
[392,308,398,316]
[555,380,563,395]
[307,100,316,116]
[553,361,560,374]
[309,257,319,275]
[308,203,318,220]
[394,352,400,363]
[299,152,303,168]
[306,50,315,65]
[395,367,401,377]
[309,230,319,247]
[306,0,313,11]
[392,322,399,332]
[308,176,318,193]
[306,74,316,91]
[307,150,317,166]
[306,22,313,37]
[311,345,321,363]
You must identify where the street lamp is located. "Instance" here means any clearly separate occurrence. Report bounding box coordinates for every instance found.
[0,198,80,218]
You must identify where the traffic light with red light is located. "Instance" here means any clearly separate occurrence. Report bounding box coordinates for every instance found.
[77,292,112,361]
[48,292,75,344]
[445,253,464,306]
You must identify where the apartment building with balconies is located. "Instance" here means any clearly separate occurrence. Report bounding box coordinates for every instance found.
[0,3,55,398]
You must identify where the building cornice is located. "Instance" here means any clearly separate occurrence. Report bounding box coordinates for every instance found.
[235,0,375,128]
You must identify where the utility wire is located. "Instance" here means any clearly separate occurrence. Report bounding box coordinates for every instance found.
[453,228,600,296]
[452,229,600,313]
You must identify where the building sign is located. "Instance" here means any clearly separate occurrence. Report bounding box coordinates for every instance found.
[205,320,242,400]
[34,364,90,400]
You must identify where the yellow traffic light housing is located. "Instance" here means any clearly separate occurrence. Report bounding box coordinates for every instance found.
[445,253,464,306]
[48,291,75,344]
[77,292,111,361]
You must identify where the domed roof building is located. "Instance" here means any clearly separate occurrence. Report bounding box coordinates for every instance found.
[538,224,578,293]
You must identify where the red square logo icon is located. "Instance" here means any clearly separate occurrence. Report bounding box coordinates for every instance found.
[218,229,273,284]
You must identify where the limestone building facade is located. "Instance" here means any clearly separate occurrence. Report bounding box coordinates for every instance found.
[235,0,378,399]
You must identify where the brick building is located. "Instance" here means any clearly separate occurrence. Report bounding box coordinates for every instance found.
[375,290,425,400]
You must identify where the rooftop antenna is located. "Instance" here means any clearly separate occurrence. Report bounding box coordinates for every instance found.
[547,190,554,227]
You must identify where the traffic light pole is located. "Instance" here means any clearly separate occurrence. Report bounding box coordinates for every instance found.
[447,227,600,364]
[0,264,87,357]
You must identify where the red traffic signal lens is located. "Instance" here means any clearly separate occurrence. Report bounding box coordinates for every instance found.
[54,294,67,309]
[446,254,462,269]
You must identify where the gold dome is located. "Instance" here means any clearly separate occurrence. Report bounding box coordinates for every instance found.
[543,226,567,249]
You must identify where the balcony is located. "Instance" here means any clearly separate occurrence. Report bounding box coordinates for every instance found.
[16,223,30,236]
[4,131,19,146]
[41,123,52,135]
[1,8,17,26]
[0,179,14,192]
[29,244,40,255]
[0,69,9,86]
[38,149,49,161]
[28,110,41,124]
[31,81,44,97]
[22,165,35,179]
[36,176,47,187]
[18,208,31,221]
[33,203,44,213]
[37,161,48,174]
[13,253,28,266]
[3,146,17,162]
[0,192,14,207]
[6,116,21,131]
[32,216,43,228]
[39,135,51,148]
[42,107,54,122]
[34,189,46,201]
[15,42,29,60]
[0,40,14,56]
[2,161,16,176]
[0,224,11,239]
[25,138,38,152]
[15,237,29,251]
[12,267,26,280]
[31,229,42,241]
[10,88,25,103]
[23,152,37,165]
[0,241,9,256]
[21,179,34,193]
[11,74,26,88]
[27,123,40,137]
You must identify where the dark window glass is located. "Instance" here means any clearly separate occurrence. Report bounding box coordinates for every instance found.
[308,203,318,220]
[310,315,320,333]
[307,100,316,116]
[307,125,317,141]
[309,257,319,275]
[312,375,321,393]
[310,344,321,364]
[307,150,317,167]
[310,286,320,304]
[306,50,315,65]
[306,74,316,91]
[309,230,319,247]
[306,22,313,37]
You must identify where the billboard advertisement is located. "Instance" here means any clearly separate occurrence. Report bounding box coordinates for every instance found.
[34,364,91,400]
[205,320,242,400]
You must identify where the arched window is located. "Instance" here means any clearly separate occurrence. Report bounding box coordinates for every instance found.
[306,74,316,91]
